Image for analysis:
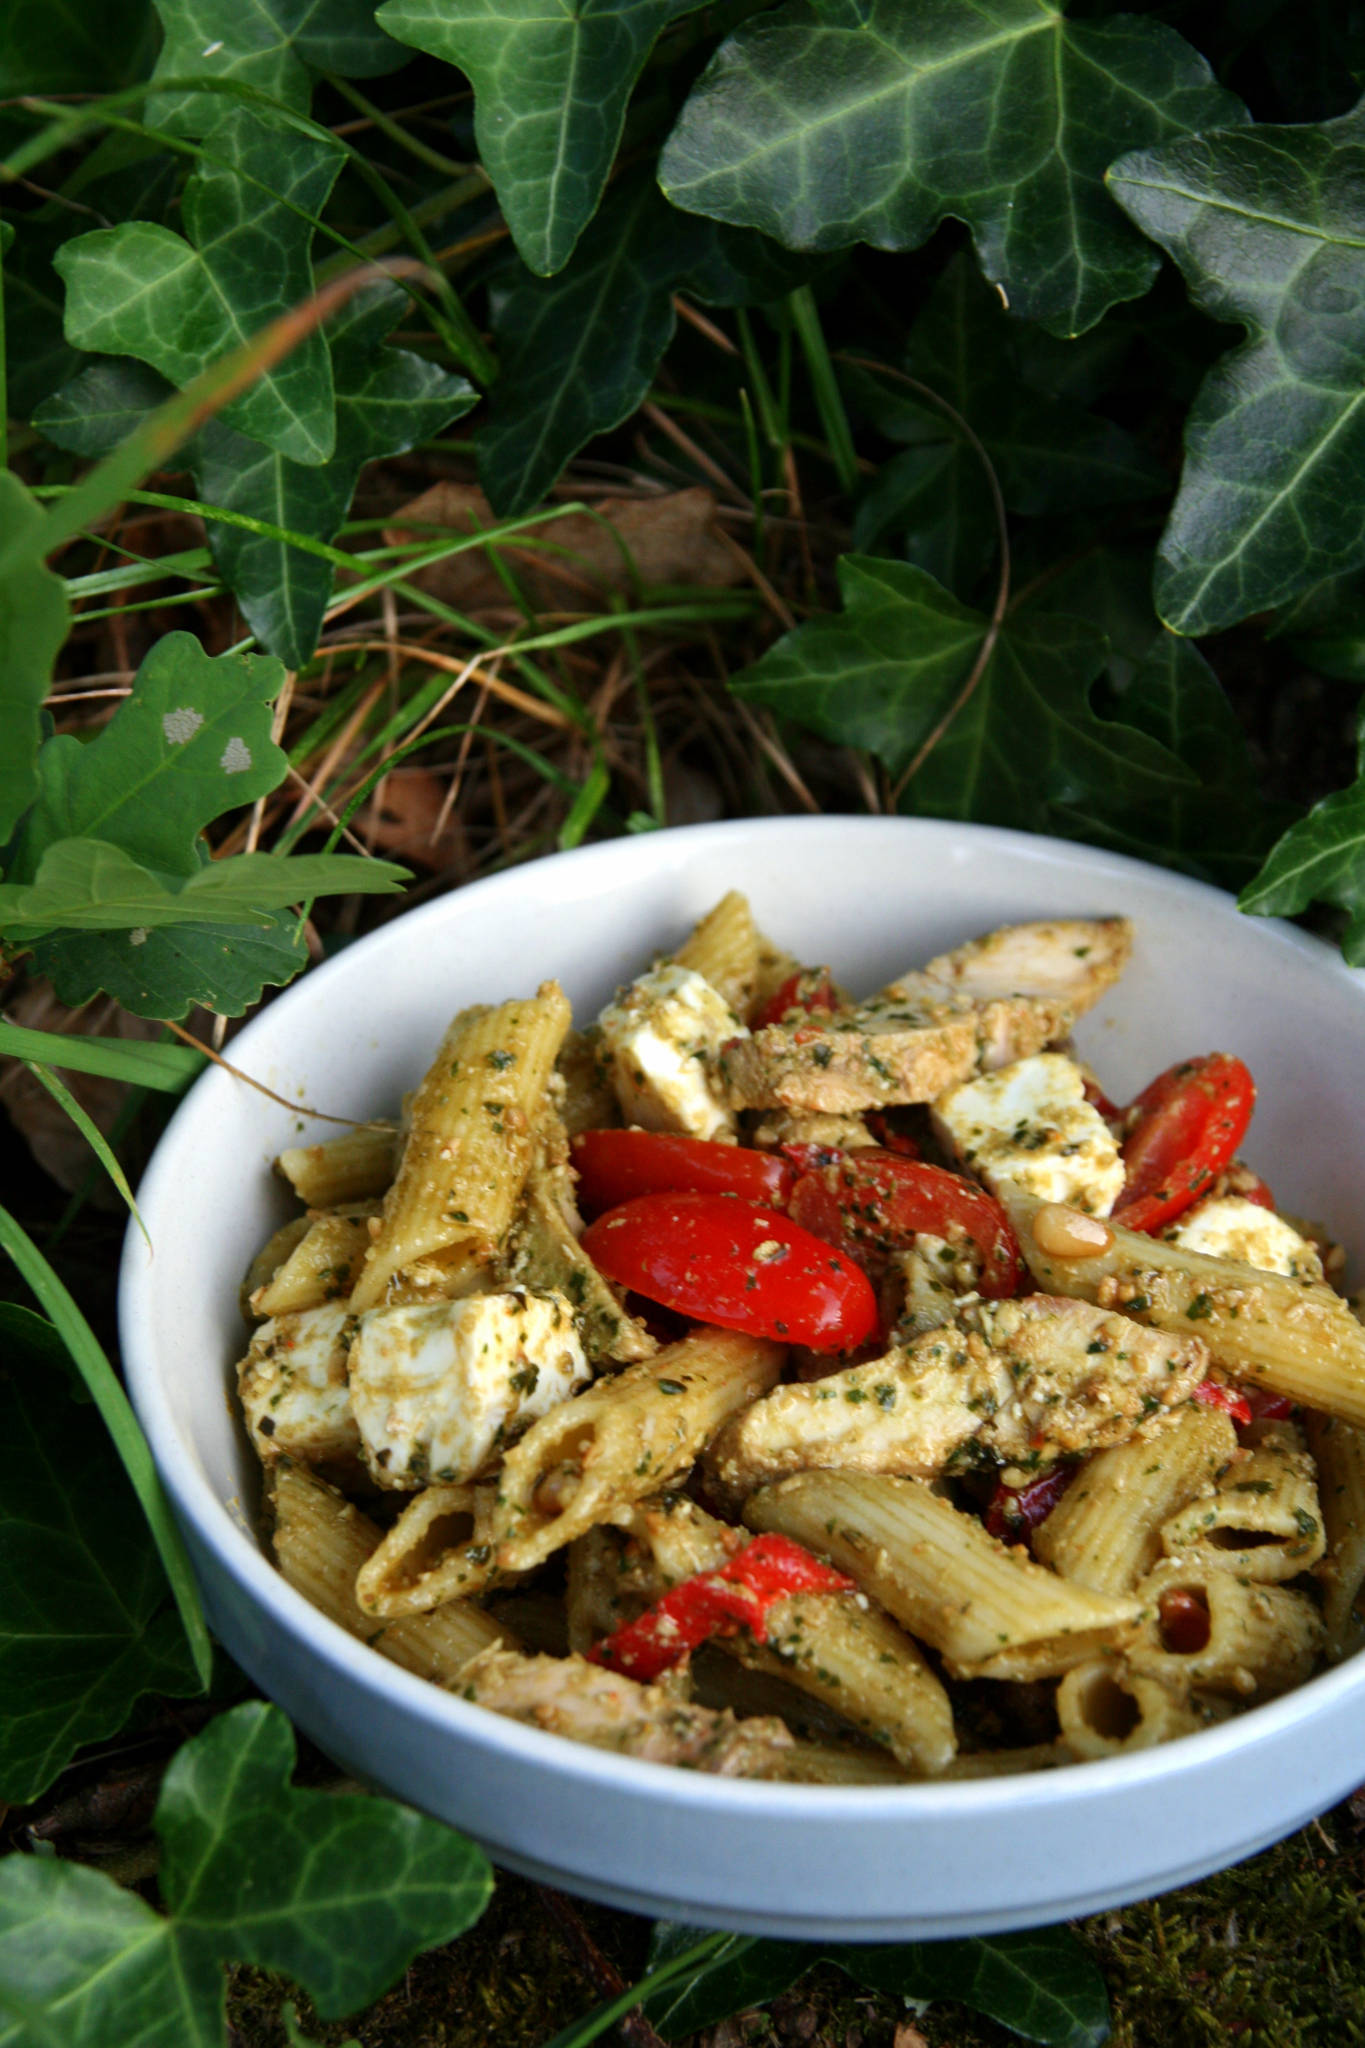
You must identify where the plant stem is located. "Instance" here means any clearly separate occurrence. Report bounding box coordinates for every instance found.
[788,285,859,495]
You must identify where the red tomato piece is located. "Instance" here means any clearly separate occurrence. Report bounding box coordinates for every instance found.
[752,967,838,1030]
[1113,1054,1256,1235]
[863,1110,920,1158]
[1192,1379,1253,1427]
[784,1147,1025,1298]
[588,1534,856,1680]
[1240,1383,1295,1422]
[984,1465,1076,1543]
[570,1129,795,1216]
[1157,1586,1211,1655]
[580,1191,879,1350]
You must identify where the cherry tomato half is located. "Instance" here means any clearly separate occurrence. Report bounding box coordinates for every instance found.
[752,967,838,1029]
[1114,1053,1256,1235]
[1192,1378,1253,1427]
[984,1465,1075,1543]
[570,1128,795,1216]
[784,1146,1025,1298]
[580,1191,879,1350]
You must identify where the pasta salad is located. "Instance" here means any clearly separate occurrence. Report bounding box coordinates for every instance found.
[236,892,1365,1782]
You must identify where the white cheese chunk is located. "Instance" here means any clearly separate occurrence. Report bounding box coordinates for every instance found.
[1167,1195,1324,1281]
[238,1303,360,1469]
[597,962,744,1140]
[931,1052,1125,1216]
[349,1288,589,1488]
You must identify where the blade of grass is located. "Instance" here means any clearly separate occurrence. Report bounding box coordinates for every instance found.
[558,753,611,849]
[0,1202,213,1687]
[0,1020,205,1090]
[540,1932,732,2048]
[787,285,858,496]
[21,1059,148,1243]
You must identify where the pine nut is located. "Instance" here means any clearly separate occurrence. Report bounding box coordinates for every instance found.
[1032,1203,1114,1258]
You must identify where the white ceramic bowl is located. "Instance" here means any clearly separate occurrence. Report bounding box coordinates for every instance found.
[120,817,1365,1939]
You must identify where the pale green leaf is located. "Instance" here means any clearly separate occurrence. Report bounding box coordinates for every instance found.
[0,473,69,845]
[1109,98,1365,633]
[0,1304,201,1804]
[660,0,1245,336]
[56,105,343,464]
[375,0,709,274]
[0,1703,492,2047]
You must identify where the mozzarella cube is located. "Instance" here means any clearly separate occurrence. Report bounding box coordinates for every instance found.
[348,1289,589,1488]
[238,1303,360,1468]
[932,1052,1125,1216]
[1167,1195,1323,1281]
[597,962,744,1140]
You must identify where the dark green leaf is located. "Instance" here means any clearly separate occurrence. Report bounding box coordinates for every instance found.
[1109,98,1365,634]
[149,0,402,137]
[642,1926,810,2039]
[33,908,310,1020]
[732,554,1195,834]
[56,106,344,465]
[0,474,69,846]
[661,1,1245,336]
[853,440,997,599]
[1,216,89,422]
[0,1702,493,2045]
[842,1927,1110,2048]
[33,355,173,453]
[375,0,709,275]
[0,1305,200,1804]
[0,0,156,94]
[14,632,288,883]
[1240,704,1365,957]
[1275,569,1365,681]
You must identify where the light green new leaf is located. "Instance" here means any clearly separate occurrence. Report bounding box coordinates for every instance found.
[1109,100,1365,633]
[478,172,812,514]
[14,632,287,882]
[0,1304,201,1805]
[56,105,343,464]
[1240,705,1365,959]
[150,0,401,137]
[376,0,709,275]
[0,1702,492,2047]
[732,555,1195,834]
[661,0,1245,336]
[0,473,68,846]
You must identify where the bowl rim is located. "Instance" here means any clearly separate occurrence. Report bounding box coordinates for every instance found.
[120,812,1365,1816]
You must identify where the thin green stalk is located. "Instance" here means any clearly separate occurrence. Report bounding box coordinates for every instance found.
[64,545,216,598]
[540,1931,732,2048]
[616,605,665,826]
[788,284,858,495]
[558,753,611,849]
[21,1060,147,1243]
[0,1201,213,1688]
[738,387,765,557]
[326,74,470,182]
[73,584,225,623]
[734,307,783,451]
[0,1020,204,1090]
[0,213,8,473]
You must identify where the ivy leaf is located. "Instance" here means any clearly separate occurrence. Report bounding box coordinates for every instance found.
[479,172,813,515]
[375,0,709,276]
[643,1929,810,2037]
[660,0,1245,336]
[0,474,69,847]
[731,554,1195,832]
[0,0,156,95]
[1109,99,1365,634]
[149,0,401,137]
[1240,705,1365,959]
[14,632,288,882]
[1274,569,1365,682]
[56,106,344,465]
[843,1929,1110,2048]
[0,1304,201,1805]
[0,840,407,942]
[0,1701,493,2046]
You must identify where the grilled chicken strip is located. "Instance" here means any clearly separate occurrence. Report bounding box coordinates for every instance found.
[707,1292,1209,1499]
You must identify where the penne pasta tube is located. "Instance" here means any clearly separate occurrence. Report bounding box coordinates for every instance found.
[1007,1194,1365,1427]
[630,1497,956,1776]
[554,1027,620,1137]
[1055,1659,1205,1759]
[1126,1559,1324,1698]
[252,1204,378,1318]
[1304,1411,1365,1655]
[239,1214,311,1323]
[1034,1407,1238,1594]
[354,1481,504,1618]
[939,1743,1074,1779]
[1160,1421,1326,1583]
[271,1464,512,1682]
[671,890,760,1015]
[745,1471,1141,1680]
[481,1326,784,1572]
[351,985,571,1311]
[276,1123,400,1207]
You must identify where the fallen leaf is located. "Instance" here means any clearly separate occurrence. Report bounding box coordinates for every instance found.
[383,483,742,612]
[894,2023,931,2048]
[356,767,466,871]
